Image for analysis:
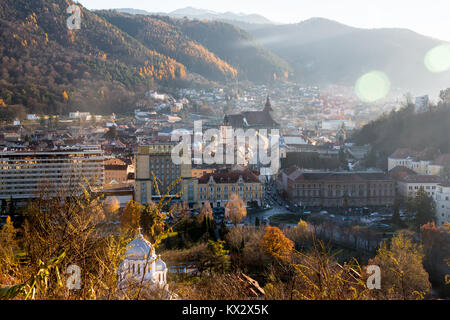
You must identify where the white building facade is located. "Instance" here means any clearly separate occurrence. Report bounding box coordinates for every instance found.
[435,183,450,226]
[396,175,443,199]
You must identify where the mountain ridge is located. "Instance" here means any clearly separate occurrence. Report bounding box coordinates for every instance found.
[114,7,274,25]
[0,0,187,117]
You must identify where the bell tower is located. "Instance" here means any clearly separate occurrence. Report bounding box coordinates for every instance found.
[263,96,273,113]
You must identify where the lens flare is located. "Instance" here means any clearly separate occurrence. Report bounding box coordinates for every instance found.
[355,71,390,102]
[424,44,450,73]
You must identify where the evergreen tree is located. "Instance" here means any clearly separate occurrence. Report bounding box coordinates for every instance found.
[391,199,402,226]
[255,216,260,227]
[407,188,436,229]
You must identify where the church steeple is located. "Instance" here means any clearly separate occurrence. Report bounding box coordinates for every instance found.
[263,96,273,112]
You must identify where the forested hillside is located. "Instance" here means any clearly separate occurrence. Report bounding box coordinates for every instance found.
[351,93,450,163]
[0,0,186,117]
[152,16,293,83]
[97,11,238,82]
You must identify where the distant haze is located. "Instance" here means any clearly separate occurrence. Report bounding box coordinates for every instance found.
[78,0,450,41]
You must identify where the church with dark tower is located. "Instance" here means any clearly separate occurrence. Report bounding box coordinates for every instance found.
[223,96,279,129]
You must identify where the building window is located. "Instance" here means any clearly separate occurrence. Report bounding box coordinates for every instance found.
[141,183,147,203]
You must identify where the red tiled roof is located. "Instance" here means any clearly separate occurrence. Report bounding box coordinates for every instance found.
[389,166,417,180]
[105,164,127,171]
[288,170,392,183]
[198,169,260,184]
[389,148,418,159]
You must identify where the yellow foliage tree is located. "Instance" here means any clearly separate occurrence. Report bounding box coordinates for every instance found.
[225,194,247,226]
[62,90,69,102]
[120,200,143,233]
[260,226,294,261]
[368,232,431,299]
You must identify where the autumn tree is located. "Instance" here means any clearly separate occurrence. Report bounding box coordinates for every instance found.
[103,196,120,220]
[120,200,144,233]
[140,201,167,244]
[225,194,247,226]
[369,232,431,299]
[445,223,450,285]
[62,90,69,102]
[284,220,310,250]
[260,226,294,262]
[420,222,450,286]
[0,186,131,300]
[0,216,18,284]
[270,240,372,300]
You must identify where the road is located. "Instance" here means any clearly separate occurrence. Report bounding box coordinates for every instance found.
[244,181,292,225]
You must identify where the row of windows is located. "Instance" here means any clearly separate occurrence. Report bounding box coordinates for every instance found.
[408,186,437,190]
[295,190,394,197]
[199,184,259,193]
[296,183,393,190]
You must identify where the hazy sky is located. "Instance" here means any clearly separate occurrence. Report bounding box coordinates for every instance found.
[77,0,450,41]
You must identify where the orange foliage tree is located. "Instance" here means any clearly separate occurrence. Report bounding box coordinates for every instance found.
[260,226,294,261]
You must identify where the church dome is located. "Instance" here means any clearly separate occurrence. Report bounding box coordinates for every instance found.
[125,232,154,260]
[155,255,167,272]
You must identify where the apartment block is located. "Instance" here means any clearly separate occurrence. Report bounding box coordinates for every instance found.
[135,143,191,204]
[0,146,104,200]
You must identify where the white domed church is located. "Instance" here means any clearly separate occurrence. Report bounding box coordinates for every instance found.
[118,230,168,288]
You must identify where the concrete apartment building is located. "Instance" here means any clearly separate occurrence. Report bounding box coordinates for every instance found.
[135,143,192,204]
[280,167,395,208]
[0,146,104,201]
[435,182,450,226]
